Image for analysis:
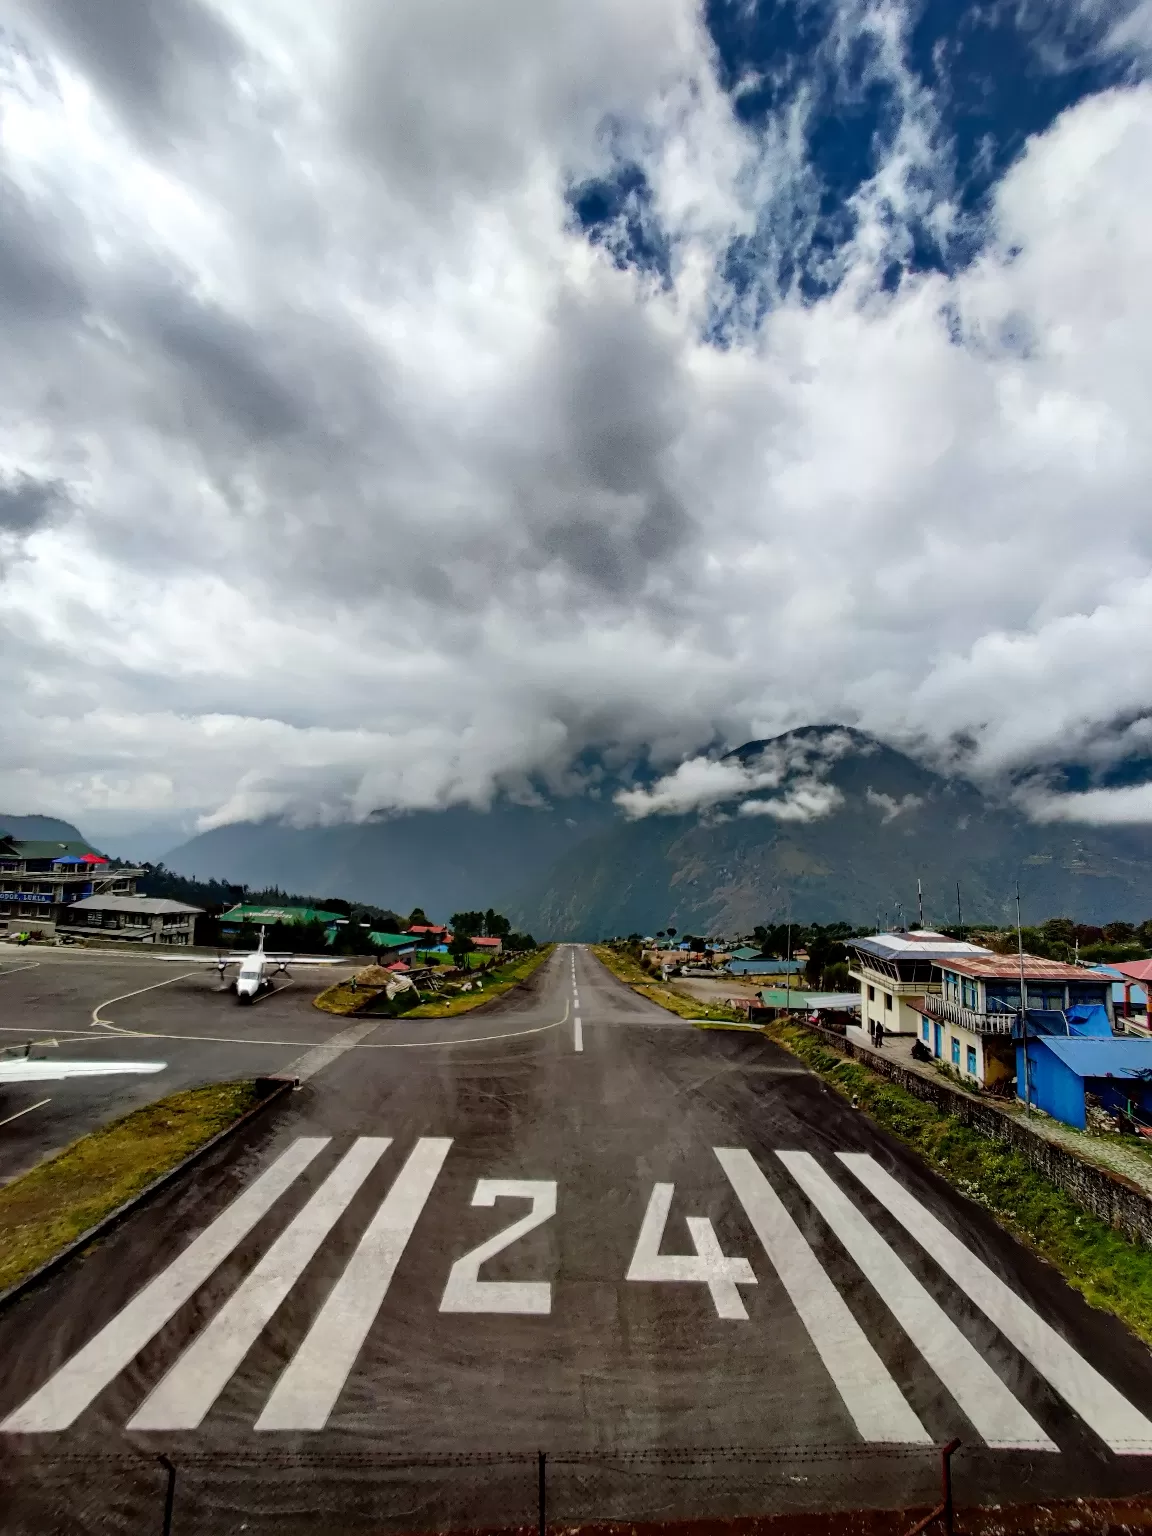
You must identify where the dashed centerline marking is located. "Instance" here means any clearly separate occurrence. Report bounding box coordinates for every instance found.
[574,1015,583,1052]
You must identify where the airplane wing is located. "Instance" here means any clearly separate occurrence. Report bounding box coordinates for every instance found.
[264,955,346,966]
[136,954,245,966]
[0,1058,166,1083]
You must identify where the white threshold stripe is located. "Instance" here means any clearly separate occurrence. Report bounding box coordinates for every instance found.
[715,1148,929,1444]
[128,1138,391,1430]
[574,1016,583,1052]
[2,1138,327,1433]
[256,1137,452,1430]
[779,1153,1055,1451]
[839,1153,1152,1455]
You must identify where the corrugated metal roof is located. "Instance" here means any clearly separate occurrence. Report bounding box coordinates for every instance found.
[849,932,993,962]
[67,895,202,915]
[1113,959,1152,983]
[944,954,1098,981]
[5,839,100,860]
[221,904,345,925]
[1028,1036,1152,1078]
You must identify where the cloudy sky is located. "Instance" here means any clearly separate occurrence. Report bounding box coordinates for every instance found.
[3,0,1152,840]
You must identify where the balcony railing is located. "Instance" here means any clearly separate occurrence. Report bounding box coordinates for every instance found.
[920,992,1016,1035]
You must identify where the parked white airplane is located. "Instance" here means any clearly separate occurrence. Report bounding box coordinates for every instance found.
[156,927,345,1003]
[0,1043,166,1084]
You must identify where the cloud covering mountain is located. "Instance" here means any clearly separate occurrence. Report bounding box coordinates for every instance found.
[3,1,1152,829]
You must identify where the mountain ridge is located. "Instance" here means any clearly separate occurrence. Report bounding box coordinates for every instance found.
[52,725,1152,934]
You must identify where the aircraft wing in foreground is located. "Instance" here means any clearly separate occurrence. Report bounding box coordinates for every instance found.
[0,1046,166,1084]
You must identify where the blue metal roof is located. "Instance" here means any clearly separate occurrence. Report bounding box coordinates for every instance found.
[1029,1036,1152,1079]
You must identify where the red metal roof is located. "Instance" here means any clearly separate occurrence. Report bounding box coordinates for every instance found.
[1113,959,1152,983]
[941,954,1099,981]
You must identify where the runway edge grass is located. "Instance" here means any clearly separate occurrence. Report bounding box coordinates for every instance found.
[591,945,744,1022]
[314,945,554,1018]
[767,1019,1152,1347]
[0,1081,261,1295]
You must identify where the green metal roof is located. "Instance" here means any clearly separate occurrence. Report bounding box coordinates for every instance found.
[6,839,100,860]
[368,932,417,949]
[759,988,813,1006]
[221,904,346,926]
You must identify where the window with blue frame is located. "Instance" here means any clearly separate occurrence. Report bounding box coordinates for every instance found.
[1027,985,1067,1011]
[922,1019,930,1042]
[986,985,1021,1013]
[966,1046,977,1075]
[961,978,979,1009]
[950,1037,960,1065]
[1069,985,1107,1007]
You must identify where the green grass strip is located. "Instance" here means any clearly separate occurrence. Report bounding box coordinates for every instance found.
[591,945,744,1022]
[405,945,554,1017]
[768,1019,1152,1346]
[0,1081,261,1295]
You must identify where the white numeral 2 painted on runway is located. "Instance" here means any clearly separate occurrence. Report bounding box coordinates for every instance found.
[440,1179,556,1314]
[627,1183,756,1319]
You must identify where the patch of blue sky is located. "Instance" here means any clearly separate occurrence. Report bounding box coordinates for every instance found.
[570,0,1141,335]
[567,163,673,285]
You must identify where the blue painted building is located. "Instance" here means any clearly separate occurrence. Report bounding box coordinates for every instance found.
[1016,1036,1152,1130]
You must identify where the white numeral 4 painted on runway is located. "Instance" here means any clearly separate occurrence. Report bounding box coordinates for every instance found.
[440,1179,556,1314]
[627,1183,756,1319]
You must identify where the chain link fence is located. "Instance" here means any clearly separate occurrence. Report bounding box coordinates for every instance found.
[0,1441,967,1535]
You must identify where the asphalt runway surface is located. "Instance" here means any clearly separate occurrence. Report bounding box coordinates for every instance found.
[0,947,359,1183]
[3,945,1152,1533]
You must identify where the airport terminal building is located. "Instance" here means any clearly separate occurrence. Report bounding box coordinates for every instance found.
[0,840,146,940]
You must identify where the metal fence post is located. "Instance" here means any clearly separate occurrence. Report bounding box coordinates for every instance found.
[158,1455,177,1536]
[941,1437,960,1535]
[903,1440,961,1536]
[537,1449,546,1536]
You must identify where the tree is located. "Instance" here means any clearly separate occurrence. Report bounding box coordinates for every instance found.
[451,910,485,939]
[484,908,511,938]
[1041,917,1075,946]
[408,907,429,929]
[666,926,677,940]
[450,932,473,970]
[1104,921,1138,945]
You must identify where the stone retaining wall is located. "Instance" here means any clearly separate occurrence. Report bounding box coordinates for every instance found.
[803,1023,1152,1247]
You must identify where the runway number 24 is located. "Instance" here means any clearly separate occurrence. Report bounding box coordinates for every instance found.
[438,1179,755,1319]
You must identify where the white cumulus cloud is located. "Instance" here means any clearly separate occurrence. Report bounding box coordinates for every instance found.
[0,4,1151,828]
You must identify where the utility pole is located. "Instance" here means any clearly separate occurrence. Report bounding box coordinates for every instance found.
[1017,881,1031,1115]
[917,878,924,930]
[956,882,962,938]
